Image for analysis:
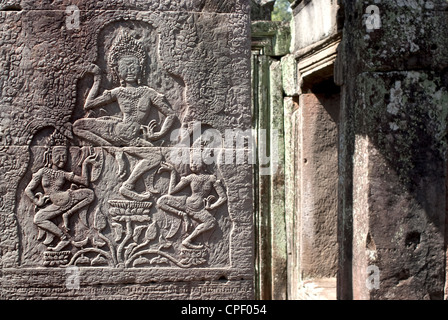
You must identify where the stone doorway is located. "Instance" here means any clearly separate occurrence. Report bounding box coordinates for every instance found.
[251,0,341,300]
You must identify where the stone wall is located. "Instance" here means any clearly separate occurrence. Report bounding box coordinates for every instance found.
[251,17,290,300]
[0,0,254,299]
[336,0,448,300]
[251,0,341,300]
[283,0,341,299]
[2,0,447,300]
[290,0,339,52]
[253,0,448,300]
[299,93,339,280]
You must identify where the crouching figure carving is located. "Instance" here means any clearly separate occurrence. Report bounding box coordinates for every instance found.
[157,148,227,251]
[25,131,98,253]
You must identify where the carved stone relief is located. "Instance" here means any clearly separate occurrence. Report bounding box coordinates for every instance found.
[18,28,232,270]
[1,2,253,299]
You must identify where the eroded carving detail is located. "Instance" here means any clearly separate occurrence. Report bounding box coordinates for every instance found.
[22,26,230,269]
[24,131,99,254]
[157,146,227,251]
[0,3,253,299]
[73,30,176,202]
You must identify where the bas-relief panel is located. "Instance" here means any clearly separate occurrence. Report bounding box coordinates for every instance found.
[0,4,253,299]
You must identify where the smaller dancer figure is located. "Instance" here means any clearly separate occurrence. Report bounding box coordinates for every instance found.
[157,147,227,249]
[25,131,97,252]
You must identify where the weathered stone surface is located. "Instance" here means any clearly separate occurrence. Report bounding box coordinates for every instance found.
[281,54,301,97]
[251,20,291,299]
[290,0,339,52]
[349,0,448,72]
[299,93,339,280]
[249,0,448,300]
[250,0,275,21]
[0,1,253,299]
[251,20,291,56]
[338,0,448,300]
[269,60,287,300]
[283,96,300,299]
[275,1,341,299]
[351,72,447,299]
[296,277,337,300]
[251,51,271,300]
[0,0,250,13]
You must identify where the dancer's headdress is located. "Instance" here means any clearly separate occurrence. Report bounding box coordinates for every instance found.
[44,130,68,167]
[108,29,147,84]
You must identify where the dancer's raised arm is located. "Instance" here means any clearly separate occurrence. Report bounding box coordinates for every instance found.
[84,64,116,111]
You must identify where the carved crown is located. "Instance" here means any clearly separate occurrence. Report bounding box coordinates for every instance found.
[49,130,68,147]
[108,29,147,80]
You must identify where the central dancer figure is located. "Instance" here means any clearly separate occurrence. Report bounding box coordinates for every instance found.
[73,30,176,201]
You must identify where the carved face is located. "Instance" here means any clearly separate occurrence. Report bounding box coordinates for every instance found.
[51,146,68,169]
[190,152,204,173]
[117,55,141,84]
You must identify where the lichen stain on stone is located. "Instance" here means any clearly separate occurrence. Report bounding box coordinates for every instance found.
[387,81,403,115]
[357,71,448,186]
